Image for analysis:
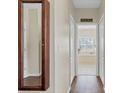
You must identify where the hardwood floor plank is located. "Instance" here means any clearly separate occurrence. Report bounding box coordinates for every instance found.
[24,76,42,86]
[70,76,105,93]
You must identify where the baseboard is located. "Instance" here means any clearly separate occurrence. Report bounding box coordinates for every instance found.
[98,76,105,92]
[67,87,71,93]
[97,76,104,88]
[67,76,77,93]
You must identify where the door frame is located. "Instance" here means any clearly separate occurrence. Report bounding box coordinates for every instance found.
[98,14,105,85]
[75,23,99,76]
[69,15,76,86]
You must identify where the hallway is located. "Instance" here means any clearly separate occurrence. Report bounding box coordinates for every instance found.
[70,76,105,93]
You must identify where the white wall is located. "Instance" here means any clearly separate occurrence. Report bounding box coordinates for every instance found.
[75,8,99,23]
[54,0,76,92]
[98,0,105,19]
[69,0,76,19]
[78,27,96,38]
[19,0,55,92]
[54,0,70,92]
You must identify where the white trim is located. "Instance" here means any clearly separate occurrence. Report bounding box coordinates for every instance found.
[96,23,99,76]
[75,24,79,76]
[69,16,71,85]
[74,21,78,76]
[98,15,105,86]
[98,14,105,24]
[70,15,75,23]
[68,15,76,93]
[69,15,76,85]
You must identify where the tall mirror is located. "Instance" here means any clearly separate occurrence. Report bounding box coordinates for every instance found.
[23,3,42,87]
[18,0,50,91]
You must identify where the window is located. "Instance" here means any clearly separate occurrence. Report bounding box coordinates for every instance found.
[79,37,96,55]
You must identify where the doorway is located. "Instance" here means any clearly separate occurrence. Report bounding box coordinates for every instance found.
[76,24,98,76]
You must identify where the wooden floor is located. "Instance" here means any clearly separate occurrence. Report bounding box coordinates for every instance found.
[24,76,42,86]
[70,76,105,93]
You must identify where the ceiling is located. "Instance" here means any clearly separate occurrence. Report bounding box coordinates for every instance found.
[72,0,102,8]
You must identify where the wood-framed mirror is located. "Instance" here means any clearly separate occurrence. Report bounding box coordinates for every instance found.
[18,0,50,91]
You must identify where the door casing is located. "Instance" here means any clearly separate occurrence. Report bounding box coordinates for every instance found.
[69,15,76,86]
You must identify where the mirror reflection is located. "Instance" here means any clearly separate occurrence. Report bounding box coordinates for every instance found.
[23,3,42,87]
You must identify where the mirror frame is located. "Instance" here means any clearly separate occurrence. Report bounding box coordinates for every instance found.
[18,0,50,91]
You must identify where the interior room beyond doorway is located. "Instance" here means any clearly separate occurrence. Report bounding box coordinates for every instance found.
[77,24,97,76]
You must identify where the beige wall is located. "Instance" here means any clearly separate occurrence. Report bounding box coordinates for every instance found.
[75,8,99,23]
